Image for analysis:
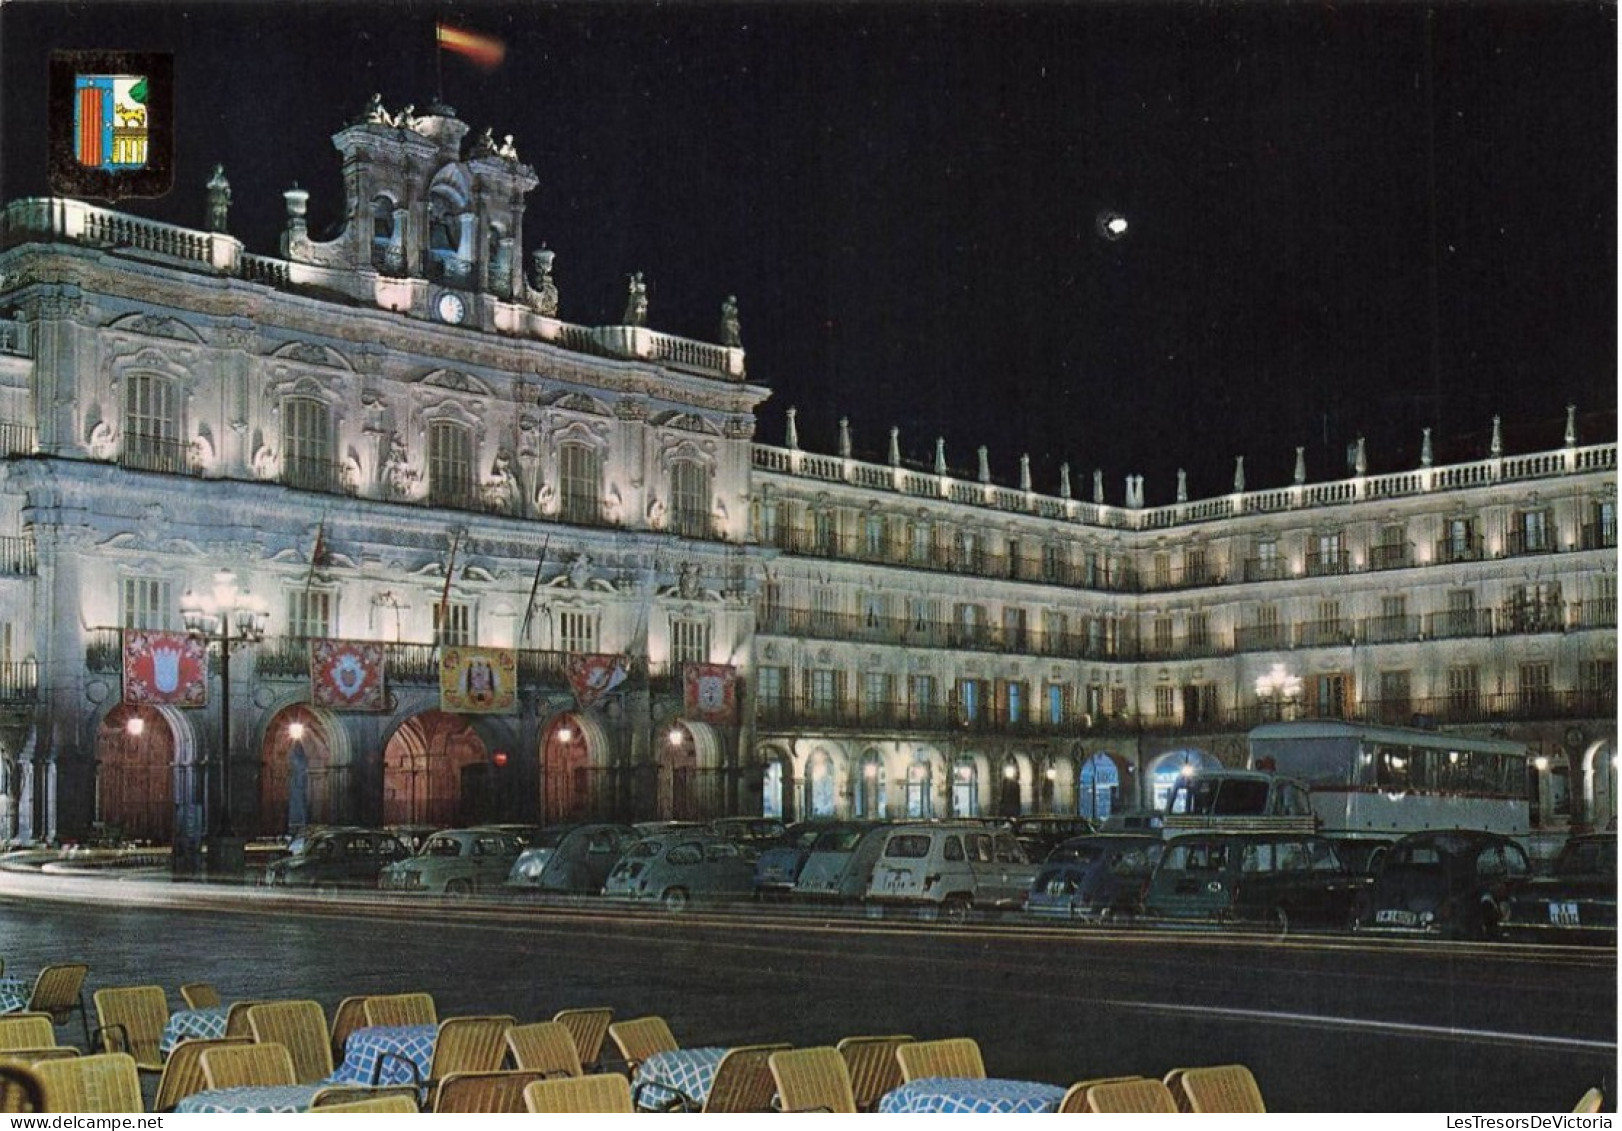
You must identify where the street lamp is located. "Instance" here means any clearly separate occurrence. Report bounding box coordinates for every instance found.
[181,570,267,847]
[1254,663,1302,720]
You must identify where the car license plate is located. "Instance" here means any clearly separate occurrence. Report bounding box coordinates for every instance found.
[1549,901,1581,926]
[1375,909,1419,927]
[884,869,910,892]
[1046,879,1069,896]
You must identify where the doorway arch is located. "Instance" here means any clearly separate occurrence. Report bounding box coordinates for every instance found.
[381,710,489,827]
[1077,752,1128,822]
[542,712,608,823]
[856,749,886,818]
[95,704,177,844]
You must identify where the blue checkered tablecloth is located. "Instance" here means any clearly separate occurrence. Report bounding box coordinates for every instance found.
[0,977,29,1014]
[175,1084,323,1113]
[328,1024,437,1086]
[159,1006,231,1055]
[878,1077,1069,1114]
[632,1047,730,1111]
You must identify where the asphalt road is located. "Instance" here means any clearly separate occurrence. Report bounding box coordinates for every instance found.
[0,872,1612,1113]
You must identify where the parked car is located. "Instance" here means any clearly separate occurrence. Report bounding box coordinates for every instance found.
[1356,829,1531,940]
[709,817,787,844]
[505,823,638,894]
[1143,832,1368,934]
[377,827,524,895]
[1099,810,1165,835]
[792,822,889,903]
[383,824,439,854]
[1498,832,1616,945]
[1026,834,1164,923]
[263,827,409,891]
[602,833,759,911]
[1009,816,1097,862]
[753,821,847,898]
[865,822,1039,923]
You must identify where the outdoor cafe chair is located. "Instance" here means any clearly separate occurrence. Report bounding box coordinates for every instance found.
[199,1041,297,1090]
[0,1063,43,1112]
[1174,1064,1267,1113]
[606,1015,678,1077]
[361,993,436,1028]
[431,1069,545,1113]
[92,985,168,1074]
[307,1083,421,1110]
[678,1042,790,1113]
[895,1037,985,1083]
[152,1036,251,1112]
[505,1021,582,1078]
[223,999,268,1037]
[329,996,370,1063]
[0,1014,56,1052]
[1086,1077,1180,1113]
[523,1073,635,1113]
[552,1006,613,1070]
[306,1093,421,1113]
[1574,1088,1605,1114]
[0,1049,80,1066]
[26,964,90,1048]
[179,983,221,1010]
[768,1047,857,1114]
[31,1052,142,1113]
[247,1000,333,1084]
[1059,1077,1143,1113]
[381,1015,513,1107]
[836,1033,913,1112]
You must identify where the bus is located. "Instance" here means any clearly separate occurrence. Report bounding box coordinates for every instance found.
[1245,720,1530,865]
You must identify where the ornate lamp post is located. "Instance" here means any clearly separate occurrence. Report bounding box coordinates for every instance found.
[1254,663,1303,721]
[181,570,267,854]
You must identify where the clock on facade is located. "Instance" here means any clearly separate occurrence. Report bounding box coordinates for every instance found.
[434,291,467,325]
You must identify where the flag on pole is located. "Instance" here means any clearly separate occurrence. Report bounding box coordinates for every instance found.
[437,530,462,642]
[302,517,326,603]
[519,536,550,643]
[436,22,506,70]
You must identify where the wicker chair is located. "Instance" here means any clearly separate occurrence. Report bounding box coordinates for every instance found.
[431,1070,545,1113]
[1086,1077,1179,1113]
[0,1063,43,1113]
[308,1084,421,1110]
[91,986,168,1074]
[223,999,267,1037]
[32,1053,142,1113]
[679,1043,790,1113]
[178,983,221,1010]
[152,1037,252,1113]
[361,993,437,1028]
[329,996,370,1063]
[0,1014,57,1052]
[199,1042,297,1090]
[551,1007,613,1070]
[605,1015,678,1077]
[246,1001,333,1084]
[0,1048,80,1065]
[522,1074,634,1113]
[306,1093,421,1113]
[895,1037,985,1083]
[768,1047,857,1114]
[1574,1088,1606,1114]
[1176,1064,1267,1113]
[836,1034,913,1112]
[386,1016,514,1106]
[26,965,90,1048]
[505,1022,582,1078]
[1059,1077,1143,1113]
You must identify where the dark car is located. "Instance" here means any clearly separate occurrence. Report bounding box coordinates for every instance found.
[505,823,638,894]
[263,827,409,891]
[1026,834,1164,923]
[1009,816,1097,862]
[1357,829,1531,940]
[1499,833,1617,945]
[1144,832,1369,934]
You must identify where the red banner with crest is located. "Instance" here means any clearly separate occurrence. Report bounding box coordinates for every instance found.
[310,640,386,711]
[565,653,630,711]
[683,663,738,724]
[123,630,207,707]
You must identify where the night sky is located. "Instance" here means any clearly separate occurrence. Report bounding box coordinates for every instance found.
[1,1,1614,503]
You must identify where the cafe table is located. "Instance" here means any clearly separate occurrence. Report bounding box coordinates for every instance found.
[878,1077,1069,1114]
[0,977,29,1014]
[631,1047,731,1111]
[159,1006,231,1055]
[327,1024,437,1087]
[174,1084,323,1114]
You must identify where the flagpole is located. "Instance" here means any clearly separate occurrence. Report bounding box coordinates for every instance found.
[437,529,461,645]
[520,536,550,643]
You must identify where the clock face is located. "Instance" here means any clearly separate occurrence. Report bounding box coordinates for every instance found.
[435,292,467,325]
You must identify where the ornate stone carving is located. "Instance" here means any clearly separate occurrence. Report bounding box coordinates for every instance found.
[87,419,116,460]
[623,272,648,326]
[251,443,279,480]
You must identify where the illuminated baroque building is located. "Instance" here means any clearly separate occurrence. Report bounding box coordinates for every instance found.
[0,99,1613,855]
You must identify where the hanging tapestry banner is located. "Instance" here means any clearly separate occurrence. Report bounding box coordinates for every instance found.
[683,663,738,724]
[565,653,629,710]
[440,646,517,714]
[310,640,386,711]
[123,629,207,707]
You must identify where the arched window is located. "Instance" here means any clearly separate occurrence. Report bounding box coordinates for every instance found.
[427,420,475,508]
[806,751,836,818]
[427,190,461,279]
[1148,749,1220,812]
[670,461,712,539]
[761,757,784,820]
[905,752,932,818]
[281,396,334,492]
[951,759,979,817]
[856,750,885,818]
[998,756,1022,817]
[1077,753,1120,822]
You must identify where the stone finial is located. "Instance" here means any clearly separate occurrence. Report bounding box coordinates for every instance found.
[1019,454,1031,492]
[1176,469,1188,503]
[838,417,852,459]
[888,427,900,467]
[1566,404,1578,447]
[363,92,390,124]
[1294,446,1306,485]
[1093,469,1104,504]
[1059,462,1072,499]
[977,446,990,484]
[1490,414,1503,457]
[205,165,231,233]
[785,407,799,451]
[530,246,558,317]
[283,184,309,221]
[1124,476,1137,509]
[1421,427,1433,468]
[623,272,648,326]
[1233,456,1246,494]
[1354,435,1367,476]
[934,438,946,477]
[497,134,519,161]
[720,295,742,347]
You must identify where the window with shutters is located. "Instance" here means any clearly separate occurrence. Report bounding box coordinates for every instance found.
[670,618,710,665]
[287,589,331,640]
[123,373,183,472]
[559,610,597,654]
[1154,685,1177,719]
[670,460,711,538]
[427,420,475,508]
[122,577,173,631]
[283,396,335,492]
[558,443,602,524]
[434,601,471,646]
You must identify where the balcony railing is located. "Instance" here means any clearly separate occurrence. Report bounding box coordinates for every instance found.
[1304,551,1350,578]
[1570,600,1617,630]
[1580,521,1616,550]
[0,535,35,576]
[1434,536,1485,564]
[119,436,201,477]
[1359,614,1421,645]
[283,456,348,496]
[1423,609,1495,640]
[1233,624,1286,653]
[1295,619,1353,648]
[1369,542,1413,571]
[754,606,1133,660]
[1504,529,1556,557]
[1366,690,1616,726]
[0,660,38,702]
[1242,558,1287,584]
[1497,603,1566,636]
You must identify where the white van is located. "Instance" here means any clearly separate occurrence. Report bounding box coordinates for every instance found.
[864,822,1038,922]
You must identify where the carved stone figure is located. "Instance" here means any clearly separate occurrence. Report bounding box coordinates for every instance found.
[720,295,742,347]
[484,448,519,514]
[530,247,559,317]
[679,561,701,600]
[382,432,413,497]
[498,134,519,161]
[252,443,279,481]
[624,272,648,326]
[88,419,116,461]
[569,552,593,589]
[395,104,417,130]
[206,165,231,233]
[471,127,497,157]
[364,92,390,123]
